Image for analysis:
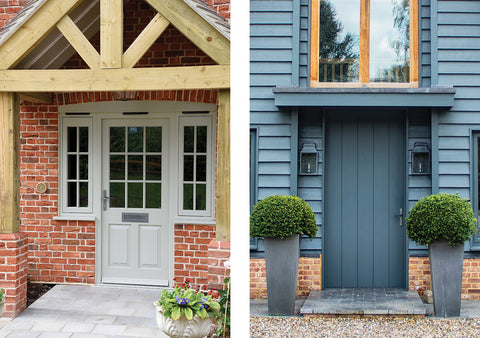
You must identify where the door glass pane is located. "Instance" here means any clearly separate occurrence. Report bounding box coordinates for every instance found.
[146,183,162,208]
[146,127,162,152]
[184,126,194,152]
[68,155,77,179]
[110,127,125,152]
[79,127,89,152]
[110,183,125,208]
[128,155,143,180]
[128,183,143,208]
[196,184,206,211]
[196,155,206,181]
[128,127,144,152]
[146,155,162,180]
[110,155,125,180]
[370,0,409,83]
[79,182,88,207]
[79,155,88,180]
[184,155,194,181]
[183,184,194,210]
[67,127,77,152]
[196,126,207,152]
[319,0,360,82]
[68,182,77,207]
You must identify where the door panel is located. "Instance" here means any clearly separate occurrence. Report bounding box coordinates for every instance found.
[324,111,406,288]
[102,119,169,286]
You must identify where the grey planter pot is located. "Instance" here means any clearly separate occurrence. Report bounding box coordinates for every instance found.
[429,239,464,317]
[264,234,300,316]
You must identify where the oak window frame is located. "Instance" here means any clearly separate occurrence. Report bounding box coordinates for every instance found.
[310,0,419,88]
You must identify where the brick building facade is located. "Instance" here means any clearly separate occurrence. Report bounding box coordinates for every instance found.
[0,0,230,318]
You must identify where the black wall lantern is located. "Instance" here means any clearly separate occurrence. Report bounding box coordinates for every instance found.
[299,143,319,175]
[412,142,430,174]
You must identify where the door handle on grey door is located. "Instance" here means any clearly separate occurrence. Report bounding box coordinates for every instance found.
[103,190,115,211]
[399,208,403,226]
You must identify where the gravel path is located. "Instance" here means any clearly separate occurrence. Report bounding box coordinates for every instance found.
[250,316,480,337]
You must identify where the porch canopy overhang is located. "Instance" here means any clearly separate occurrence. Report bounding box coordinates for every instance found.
[0,0,230,241]
[273,87,456,109]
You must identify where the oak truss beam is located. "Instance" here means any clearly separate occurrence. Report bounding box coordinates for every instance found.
[57,15,100,69]
[123,13,170,68]
[100,0,123,68]
[147,0,230,65]
[0,0,83,69]
[0,65,230,92]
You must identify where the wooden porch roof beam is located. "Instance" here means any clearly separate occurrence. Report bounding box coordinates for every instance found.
[0,65,230,92]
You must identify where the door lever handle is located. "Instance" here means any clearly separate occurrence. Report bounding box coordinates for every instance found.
[103,190,115,211]
[399,208,403,226]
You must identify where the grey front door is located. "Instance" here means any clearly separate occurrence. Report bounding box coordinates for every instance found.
[324,111,406,288]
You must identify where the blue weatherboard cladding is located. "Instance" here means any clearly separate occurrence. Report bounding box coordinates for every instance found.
[250,0,480,256]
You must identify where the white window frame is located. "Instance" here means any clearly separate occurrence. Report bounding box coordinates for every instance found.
[59,117,94,215]
[178,116,214,218]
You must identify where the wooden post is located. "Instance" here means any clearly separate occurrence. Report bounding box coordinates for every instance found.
[0,93,20,234]
[100,0,123,68]
[216,90,230,242]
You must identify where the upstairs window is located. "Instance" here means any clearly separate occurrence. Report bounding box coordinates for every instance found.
[310,0,418,87]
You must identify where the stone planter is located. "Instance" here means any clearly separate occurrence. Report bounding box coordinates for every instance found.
[154,303,212,338]
[429,239,464,317]
[264,234,300,316]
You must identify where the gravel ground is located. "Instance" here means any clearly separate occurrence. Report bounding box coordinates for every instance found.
[250,316,480,337]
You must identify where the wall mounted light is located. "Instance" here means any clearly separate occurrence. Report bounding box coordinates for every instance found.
[412,142,430,175]
[299,143,319,175]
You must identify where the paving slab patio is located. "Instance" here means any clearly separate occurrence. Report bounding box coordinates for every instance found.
[250,288,480,318]
[0,284,169,337]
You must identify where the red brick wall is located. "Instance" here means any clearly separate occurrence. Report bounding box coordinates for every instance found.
[0,232,28,318]
[207,240,231,290]
[0,0,29,29]
[174,224,216,288]
[250,257,322,299]
[409,256,480,300]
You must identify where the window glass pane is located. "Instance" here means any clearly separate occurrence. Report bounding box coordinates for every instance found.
[146,183,162,208]
[370,0,409,83]
[183,184,194,210]
[67,127,77,152]
[128,183,143,208]
[196,126,207,152]
[110,183,125,208]
[146,127,162,152]
[184,155,194,181]
[184,126,194,152]
[128,155,143,180]
[110,127,125,152]
[68,155,77,179]
[79,182,88,207]
[110,155,125,180]
[196,155,206,182]
[128,127,143,152]
[196,184,206,211]
[146,155,162,180]
[79,155,88,180]
[319,0,360,82]
[68,182,77,207]
[79,127,88,152]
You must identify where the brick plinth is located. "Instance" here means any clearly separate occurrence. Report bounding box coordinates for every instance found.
[207,240,230,290]
[174,224,216,289]
[0,232,28,318]
[250,256,321,299]
[409,256,480,300]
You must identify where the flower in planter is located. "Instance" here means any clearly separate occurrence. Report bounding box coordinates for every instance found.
[157,279,220,321]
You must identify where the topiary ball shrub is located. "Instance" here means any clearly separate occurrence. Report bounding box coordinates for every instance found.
[250,195,317,239]
[406,193,477,247]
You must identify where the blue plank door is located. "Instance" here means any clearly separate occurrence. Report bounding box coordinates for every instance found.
[324,111,406,288]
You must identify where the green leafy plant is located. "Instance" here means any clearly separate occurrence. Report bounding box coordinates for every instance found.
[215,261,231,338]
[0,289,3,300]
[157,279,220,321]
[250,195,318,239]
[406,193,477,247]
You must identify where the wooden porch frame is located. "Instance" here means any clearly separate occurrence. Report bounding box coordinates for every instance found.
[0,0,230,241]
